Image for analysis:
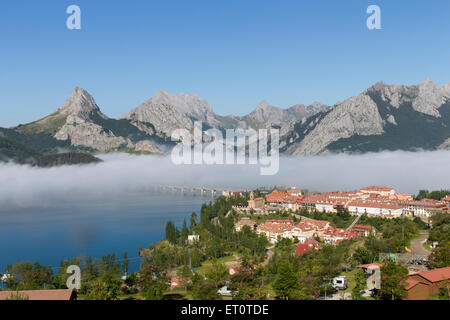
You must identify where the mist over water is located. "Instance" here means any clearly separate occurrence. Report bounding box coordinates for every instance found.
[0,150,448,269]
[0,151,449,209]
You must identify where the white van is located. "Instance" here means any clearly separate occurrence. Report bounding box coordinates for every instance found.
[217,286,233,297]
[332,276,348,290]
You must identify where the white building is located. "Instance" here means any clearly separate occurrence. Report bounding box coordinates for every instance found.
[347,201,403,217]
[187,234,200,244]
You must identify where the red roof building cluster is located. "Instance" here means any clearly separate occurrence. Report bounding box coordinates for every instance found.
[405,266,450,300]
[351,224,374,236]
[266,190,304,204]
[256,219,295,234]
[295,238,321,256]
[235,218,257,232]
[322,227,360,243]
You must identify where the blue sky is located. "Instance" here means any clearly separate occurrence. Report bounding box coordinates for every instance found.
[1,0,449,127]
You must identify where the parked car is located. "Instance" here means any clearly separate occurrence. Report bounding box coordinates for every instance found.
[332,276,348,290]
[217,286,233,297]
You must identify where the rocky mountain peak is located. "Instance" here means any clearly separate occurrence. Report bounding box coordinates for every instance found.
[57,87,102,120]
[412,78,448,117]
[417,77,435,87]
[444,82,450,96]
[255,100,278,111]
[368,81,388,92]
[147,90,213,120]
[310,101,325,108]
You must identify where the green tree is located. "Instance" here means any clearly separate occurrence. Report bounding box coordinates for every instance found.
[181,219,189,243]
[102,268,121,298]
[352,247,372,266]
[379,262,408,300]
[438,280,449,300]
[231,257,268,300]
[84,279,112,300]
[165,221,178,244]
[191,274,218,300]
[138,263,169,300]
[427,243,450,269]
[190,212,198,228]
[124,272,137,288]
[351,269,367,300]
[205,258,229,288]
[7,262,54,290]
[272,260,300,300]
[122,252,129,274]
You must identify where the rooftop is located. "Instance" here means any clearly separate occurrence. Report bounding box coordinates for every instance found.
[414,267,450,283]
[0,289,75,301]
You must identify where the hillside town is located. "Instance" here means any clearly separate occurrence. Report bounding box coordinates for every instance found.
[226,186,450,300]
[230,186,450,224]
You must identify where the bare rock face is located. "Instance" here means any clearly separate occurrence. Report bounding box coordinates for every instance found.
[121,101,194,137]
[438,138,450,150]
[443,82,450,97]
[57,87,107,120]
[243,100,329,129]
[120,90,221,137]
[412,78,449,117]
[149,90,215,122]
[132,140,164,154]
[285,94,384,155]
[54,114,127,152]
[385,114,398,126]
[53,88,162,153]
[367,81,406,108]
[367,78,450,117]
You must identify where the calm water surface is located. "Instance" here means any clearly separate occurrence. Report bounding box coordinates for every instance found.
[0,190,214,273]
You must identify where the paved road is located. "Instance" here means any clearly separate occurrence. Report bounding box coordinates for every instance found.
[411,232,431,256]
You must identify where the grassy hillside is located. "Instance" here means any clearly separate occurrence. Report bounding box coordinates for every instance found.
[14,111,68,135]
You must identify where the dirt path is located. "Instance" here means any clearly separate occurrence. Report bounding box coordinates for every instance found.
[262,246,275,266]
[411,232,431,255]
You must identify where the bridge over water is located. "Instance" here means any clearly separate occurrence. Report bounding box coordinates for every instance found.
[147,185,248,197]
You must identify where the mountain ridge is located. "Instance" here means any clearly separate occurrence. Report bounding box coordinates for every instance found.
[2,78,449,163]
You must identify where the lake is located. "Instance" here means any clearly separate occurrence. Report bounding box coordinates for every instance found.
[0,190,215,274]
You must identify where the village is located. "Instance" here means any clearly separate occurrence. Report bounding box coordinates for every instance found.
[1,185,449,301]
[223,186,450,300]
[229,186,449,247]
[229,186,450,225]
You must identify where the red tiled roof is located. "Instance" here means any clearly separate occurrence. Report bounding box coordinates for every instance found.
[361,186,395,192]
[304,238,321,247]
[235,219,256,227]
[356,263,383,269]
[403,199,446,209]
[295,243,314,256]
[257,220,294,233]
[405,279,421,290]
[348,200,402,210]
[415,267,450,283]
[299,217,329,229]
[0,289,75,300]
[352,224,373,231]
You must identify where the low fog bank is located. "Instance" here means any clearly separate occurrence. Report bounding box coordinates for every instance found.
[0,150,449,209]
